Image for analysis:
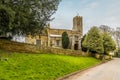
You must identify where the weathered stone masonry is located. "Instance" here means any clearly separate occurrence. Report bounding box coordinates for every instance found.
[25,15,83,50]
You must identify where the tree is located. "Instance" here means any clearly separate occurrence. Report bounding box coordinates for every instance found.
[103,32,116,54]
[99,25,113,34]
[0,5,15,37]
[116,48,120,57]
[62,32,70,49]
[99,25,117,53]
[99,25,115,39]
[0,0,61,36]
[115,27,120,48]
[82,26,104,54]
[81,34,87,52]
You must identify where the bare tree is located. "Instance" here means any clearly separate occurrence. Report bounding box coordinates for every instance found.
[99,25,114,36]
[115,27,120,48]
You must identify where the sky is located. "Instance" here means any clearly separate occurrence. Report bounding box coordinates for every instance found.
[50,0,120,34]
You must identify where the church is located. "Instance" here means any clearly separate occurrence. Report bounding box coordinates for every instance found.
[25,15,83,50]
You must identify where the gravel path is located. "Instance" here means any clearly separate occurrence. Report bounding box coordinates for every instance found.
[63,58,120,80]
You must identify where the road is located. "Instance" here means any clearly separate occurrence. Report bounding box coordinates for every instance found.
[63,58,120,80]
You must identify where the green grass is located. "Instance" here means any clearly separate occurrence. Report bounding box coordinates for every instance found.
[0,50,101,80]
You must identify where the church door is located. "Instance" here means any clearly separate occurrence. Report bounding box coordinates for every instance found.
[74,43,78,50]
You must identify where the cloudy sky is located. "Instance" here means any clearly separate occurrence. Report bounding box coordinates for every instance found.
[50,0,120,34]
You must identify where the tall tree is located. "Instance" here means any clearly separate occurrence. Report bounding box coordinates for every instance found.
[103,32,116,54]
[62,32,70,49]
[0,5,15,37]
[99,25,114,36]
[0,0,61,36]
[82,26,104,54]
[115,27,120,48]
[99,25,111,33]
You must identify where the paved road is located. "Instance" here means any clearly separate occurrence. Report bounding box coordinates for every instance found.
[64,58,120,80]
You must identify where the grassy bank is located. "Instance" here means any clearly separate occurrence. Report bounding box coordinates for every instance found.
[0,50,101,80]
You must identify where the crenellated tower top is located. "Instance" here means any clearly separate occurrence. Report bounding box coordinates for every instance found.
[73,15,83,35]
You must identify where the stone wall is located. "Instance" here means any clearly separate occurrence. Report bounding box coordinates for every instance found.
[0,39,38,53]
[38,47,86,56]
[0,39,86,56]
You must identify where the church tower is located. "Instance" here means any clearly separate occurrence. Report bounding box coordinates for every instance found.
[73,15,83,35]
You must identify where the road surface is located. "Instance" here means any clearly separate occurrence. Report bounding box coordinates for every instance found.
[63,58,120,80]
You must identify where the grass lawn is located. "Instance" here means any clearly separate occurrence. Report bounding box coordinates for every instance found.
[0,50,101,80]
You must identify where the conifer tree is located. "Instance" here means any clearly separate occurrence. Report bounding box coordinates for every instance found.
[62,32,70,49]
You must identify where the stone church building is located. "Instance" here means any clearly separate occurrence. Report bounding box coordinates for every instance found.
[25,15,83,50]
